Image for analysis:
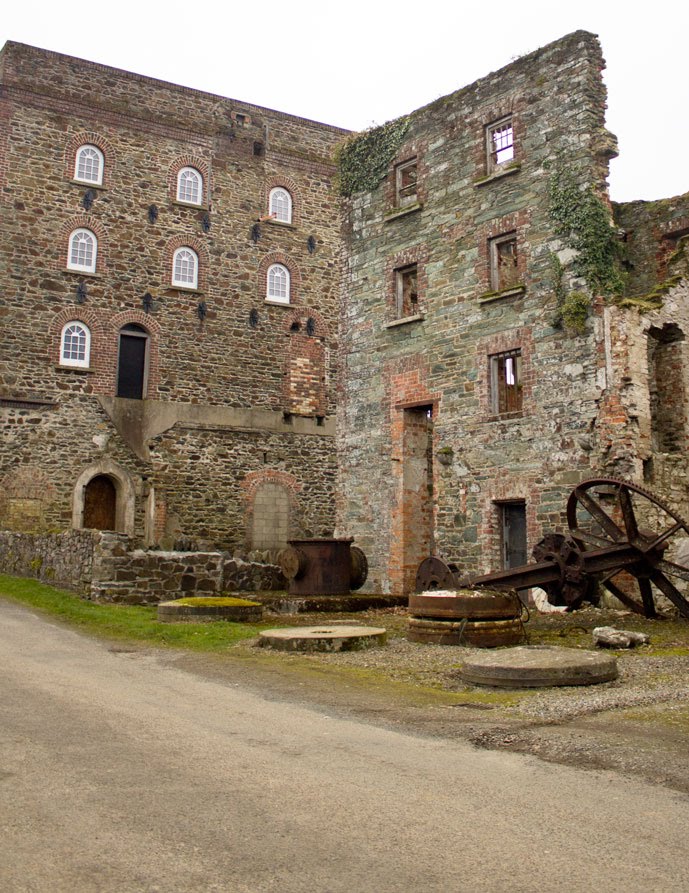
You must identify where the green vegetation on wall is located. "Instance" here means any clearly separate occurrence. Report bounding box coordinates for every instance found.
[334,118,410,197]
[549,162,625,298]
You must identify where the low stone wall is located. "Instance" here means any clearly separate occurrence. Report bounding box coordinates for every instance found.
[0,529,96,594]
[0,528,286,604]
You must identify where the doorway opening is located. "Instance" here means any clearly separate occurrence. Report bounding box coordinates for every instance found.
[117,323,149,399]
[398,405,434,594]
[83,474,117,530]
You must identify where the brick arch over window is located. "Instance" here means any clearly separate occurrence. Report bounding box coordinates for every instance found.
[264,176,301,225]
[48,306,107,379]
[257,252,301,304]
[167,155,211,207]
[64,131,116,188]
[162,235,209,292]
[108,310,161,397]
[58,214,108,274]
[242,469,303,552]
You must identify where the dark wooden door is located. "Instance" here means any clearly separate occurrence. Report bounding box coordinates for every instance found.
[117,329,147,399]
[83,475,117,530]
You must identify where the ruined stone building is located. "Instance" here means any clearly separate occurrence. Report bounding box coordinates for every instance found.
[0,41,346,555]
[1,32,688,597]
[335,31,689,594]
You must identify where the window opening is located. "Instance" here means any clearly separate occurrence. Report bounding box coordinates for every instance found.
[177,167,203,205]
[395,264,418,318]
[74,145,104,185]
[172,247,199,288]
[269,188,292,223]
[395,159,418,207]
[648,324,686,453]
[499,501,527,570]
[490,349,522,414]
[267,263,290,304]
[68,228,97,273]
[60,321,91,368]
[486,117,514,171]
[117,323,148,399]
[489,232,519,291]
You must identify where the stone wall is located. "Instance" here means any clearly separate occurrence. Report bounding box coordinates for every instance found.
[337,32,617,593]
[0,528,286,604]
[0,41,347,549]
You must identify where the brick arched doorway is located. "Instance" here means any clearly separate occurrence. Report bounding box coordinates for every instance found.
[83,474,117,530]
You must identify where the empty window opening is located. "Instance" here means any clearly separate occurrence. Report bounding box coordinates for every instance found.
[395,159,418,207]
[648,324,686,453]
[486,117,514,170]
[117,323,148,399]
[490,233,519,291]
[395,264,418,317]
[83,475,117,531]
[498,501,527,570]
[490,349,522,414]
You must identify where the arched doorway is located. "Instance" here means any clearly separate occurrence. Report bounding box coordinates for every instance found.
[117,323,149,399]
[83,474,117,530]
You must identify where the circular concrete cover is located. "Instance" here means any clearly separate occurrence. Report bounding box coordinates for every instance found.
[459,645,618,688]
[259,625,387,652]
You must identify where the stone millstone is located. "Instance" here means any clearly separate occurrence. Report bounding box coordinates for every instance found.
[157,597,262,623]
[409,588,521,620]
[259,625,386,653]
[459,645,618,688]
[408,617,525,647]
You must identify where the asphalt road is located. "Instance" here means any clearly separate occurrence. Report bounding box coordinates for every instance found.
[2,599,689,893]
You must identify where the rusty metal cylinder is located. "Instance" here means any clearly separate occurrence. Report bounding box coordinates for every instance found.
[280,538,368,595]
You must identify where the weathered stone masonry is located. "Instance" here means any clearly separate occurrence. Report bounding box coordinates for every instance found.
[0,41,347,553]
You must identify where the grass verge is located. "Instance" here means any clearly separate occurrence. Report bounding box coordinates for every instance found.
[0,574,263,651]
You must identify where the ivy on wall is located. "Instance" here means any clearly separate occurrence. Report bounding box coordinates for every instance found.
[334,118,410,197]
[549,162,625,298]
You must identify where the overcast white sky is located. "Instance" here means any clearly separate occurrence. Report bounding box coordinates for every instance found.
[2,1,687,203]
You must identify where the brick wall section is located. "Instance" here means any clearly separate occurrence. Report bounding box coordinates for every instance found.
[0,41,347,547]
[337,31,616,593]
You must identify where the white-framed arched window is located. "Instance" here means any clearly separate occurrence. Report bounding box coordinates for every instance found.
[74,145,104,185]
[172,247,199,289]
[60,321,91,368]
[177,167,203,205]
[68,228,97,273]
[267,263,290,304]
[269,187,292,224]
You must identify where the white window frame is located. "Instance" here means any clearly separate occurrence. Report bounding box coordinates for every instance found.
[266,263,290,304]
[74,144,104,185]
[486,116,514,172]
[176,167,204,206]
[67,228,97,273]
[172,247,199,289]
[60,321,91,368]
[269,187,293,223]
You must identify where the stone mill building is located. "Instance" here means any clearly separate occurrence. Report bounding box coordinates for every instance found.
[1,31,688,598]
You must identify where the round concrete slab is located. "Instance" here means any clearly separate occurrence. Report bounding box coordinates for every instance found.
[459,645,618,688]
[259,625,387,652]
[157,597,262,623]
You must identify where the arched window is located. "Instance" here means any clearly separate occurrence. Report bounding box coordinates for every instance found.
[74,145,104,185]
[177,167,203,205]
[68,229,97,273]
[172,247,199,289]
[269,187,292,223]
[267,263,290,304]
[60,321,91,368]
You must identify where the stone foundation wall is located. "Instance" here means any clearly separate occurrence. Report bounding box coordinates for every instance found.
[0,528,286,604]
